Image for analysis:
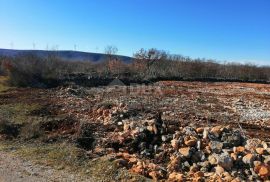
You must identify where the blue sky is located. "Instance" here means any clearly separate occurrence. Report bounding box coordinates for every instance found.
[0,0,269,65]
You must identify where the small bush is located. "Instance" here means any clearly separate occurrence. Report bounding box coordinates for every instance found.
[75,122,95,150]
[20,122,43,139]
[0,117,20,138]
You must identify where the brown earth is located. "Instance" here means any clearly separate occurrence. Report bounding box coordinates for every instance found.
[1,81,270,181]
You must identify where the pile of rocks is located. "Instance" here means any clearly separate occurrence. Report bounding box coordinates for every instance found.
[106,123,270,181]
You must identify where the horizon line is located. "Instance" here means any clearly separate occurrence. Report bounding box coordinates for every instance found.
[0,47,269,66]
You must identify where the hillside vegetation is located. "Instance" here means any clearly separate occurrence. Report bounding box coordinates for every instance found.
[0,48,269,87]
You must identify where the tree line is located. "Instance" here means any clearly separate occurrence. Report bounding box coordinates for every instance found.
[0,47,269,87]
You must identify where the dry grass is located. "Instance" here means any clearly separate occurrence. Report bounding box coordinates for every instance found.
[0,142,150,181]
[0,76,10,92]
[0,103,42,124]
[0,142,88,172]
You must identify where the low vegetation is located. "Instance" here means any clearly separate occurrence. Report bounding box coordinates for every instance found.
[0,142,149,181]
[0,103,41,124]
[1,48,270,88]
[0,76,10,92]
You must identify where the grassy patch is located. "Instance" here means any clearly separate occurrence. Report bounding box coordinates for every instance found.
[0,142,150,181]
[12,143,86,169]
[0,103,42,124]
[0,142,86,170]
[0,76,10,92]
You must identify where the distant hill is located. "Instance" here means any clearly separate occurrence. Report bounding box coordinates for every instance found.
[0,48,133,63]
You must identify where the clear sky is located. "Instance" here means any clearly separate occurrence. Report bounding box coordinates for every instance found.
[0,0,269,65]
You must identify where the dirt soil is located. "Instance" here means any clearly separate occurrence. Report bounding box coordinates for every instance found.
[1,81,270,181]
[0,151,91,182]
[53,81,270,140]
[1,81,270,140]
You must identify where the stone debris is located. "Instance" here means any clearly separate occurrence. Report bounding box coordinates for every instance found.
[88,120,270,181]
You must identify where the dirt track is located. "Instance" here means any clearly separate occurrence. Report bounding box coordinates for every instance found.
[0,151,90,182]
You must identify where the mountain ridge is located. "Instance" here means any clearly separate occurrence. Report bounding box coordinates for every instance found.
[0,48,133,63]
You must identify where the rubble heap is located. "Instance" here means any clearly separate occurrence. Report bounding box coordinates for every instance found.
[91,116,270,181]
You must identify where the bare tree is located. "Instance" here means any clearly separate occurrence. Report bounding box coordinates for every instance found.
[134,48,168,79]
[104,45,119,77]
[104,45,118,61]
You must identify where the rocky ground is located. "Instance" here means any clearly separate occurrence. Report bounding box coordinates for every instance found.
[1,81,270,181]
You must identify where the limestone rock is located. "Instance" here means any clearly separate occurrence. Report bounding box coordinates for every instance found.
[233,146,245,154]
[168,172,184,182]
[221,130,242,148]
[215,165,225,175]
[194,171,204,178]
[179,147,192,158]
[217,153,233,170]
[243,153,256,165]
[208,154,218,165]
[203,128,209,139]
[184,138,197,147]
[256,165,270,178]
[210,126,223,138]
[255,147,265,155]
[264,156,270,165]
[245,138,262,152]
[209,141,223,153]
[196,127,204,134]
[171,139,179,149]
